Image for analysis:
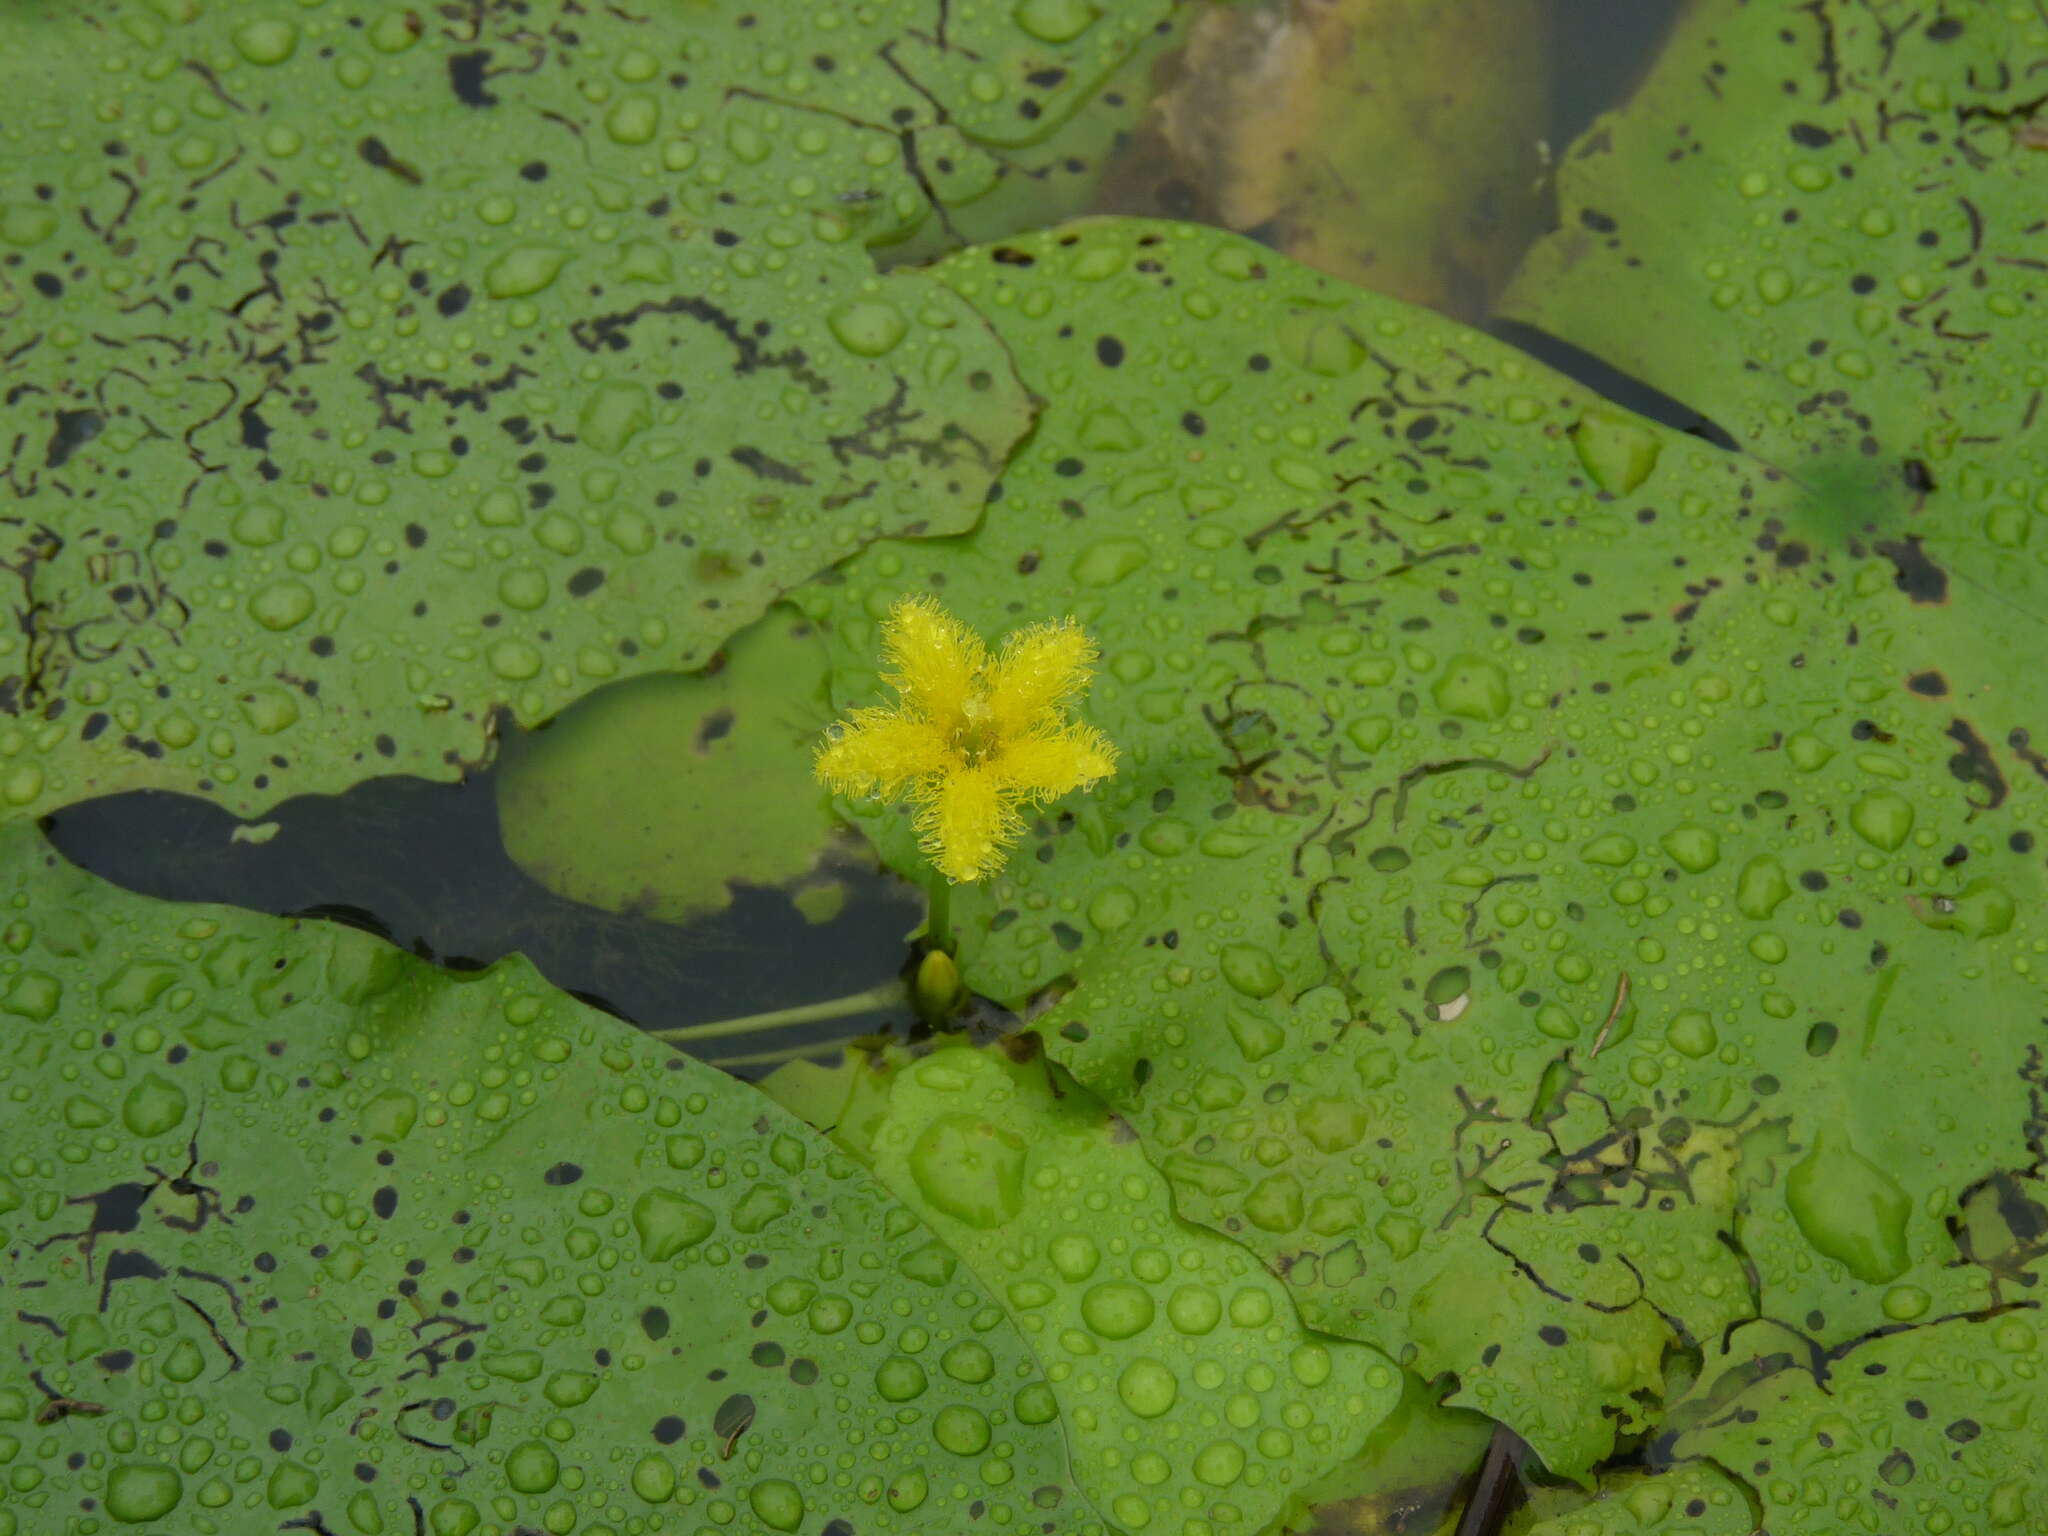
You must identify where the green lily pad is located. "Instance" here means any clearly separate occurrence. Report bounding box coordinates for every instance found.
[0,0,1211,820]
[0,823,1082,1535]
[1502,0,2048,566]
[805,1038,1404,1535]
[793,203,2048,1480]
[495,607,844,923]
[1675,1313,2048,1534]
[14,0,2047,1521]
[793,215,1771,1474]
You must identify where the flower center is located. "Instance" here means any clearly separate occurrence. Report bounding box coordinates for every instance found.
[953,690,998,763]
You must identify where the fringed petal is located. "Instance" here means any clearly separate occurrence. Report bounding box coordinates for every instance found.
[990,721,1118,804]
[814,708,953,800]
[880,594,985,735]
[915,763,1024,883]
[984,618,1097,738]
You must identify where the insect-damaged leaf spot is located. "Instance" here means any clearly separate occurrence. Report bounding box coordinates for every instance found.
[1873,537,1950,604]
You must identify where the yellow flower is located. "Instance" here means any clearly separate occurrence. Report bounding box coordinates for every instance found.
[815,595,1118,883]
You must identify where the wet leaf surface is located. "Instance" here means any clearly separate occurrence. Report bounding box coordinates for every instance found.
[0,822,1080,1534]
[1671,1312,2047,1535]
[1512,1458,1755,1536]
[0,0,1192,820]
[781,1037,1404,1534]
[8,0,2048,1527]
[797,215,1773,1474]
[1503,0,2048,621]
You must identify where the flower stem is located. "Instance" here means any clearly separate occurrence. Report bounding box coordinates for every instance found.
[646,978,905,1047]
[924,875,954,955]
[705,1032,880,1070]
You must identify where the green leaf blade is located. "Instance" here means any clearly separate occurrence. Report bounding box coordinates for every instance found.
[0,823,1085,1534]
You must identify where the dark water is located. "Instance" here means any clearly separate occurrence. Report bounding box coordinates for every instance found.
[42,0,1690,1089]
[1547,0,1690,149]
[42,776,922,1076]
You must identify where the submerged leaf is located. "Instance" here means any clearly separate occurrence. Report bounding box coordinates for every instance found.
[1133,0,1551,317]
[495,608,842,924]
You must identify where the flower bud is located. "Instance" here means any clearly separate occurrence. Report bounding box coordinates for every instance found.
[913,948,965,1026]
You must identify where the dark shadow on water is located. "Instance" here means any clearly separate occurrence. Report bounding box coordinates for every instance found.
[1488,318,1741,452]
[1486,1,1739,448]
[40,775,922,1079]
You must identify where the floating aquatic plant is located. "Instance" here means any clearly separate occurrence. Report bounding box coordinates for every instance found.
[10,0,2048,1528]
